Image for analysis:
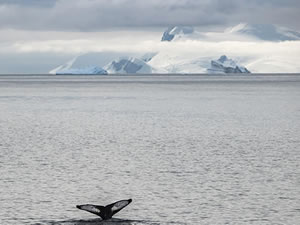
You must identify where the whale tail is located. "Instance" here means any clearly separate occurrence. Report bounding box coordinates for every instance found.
[76,199,132,220]
[108,199,132,217]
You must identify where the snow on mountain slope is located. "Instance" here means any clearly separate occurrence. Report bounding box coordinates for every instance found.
[207,55,250,74]
[149,53,250,74]
[104,57,154,74]
[227,23,300,41]
[55,66,107,75]
[148,52,209,73]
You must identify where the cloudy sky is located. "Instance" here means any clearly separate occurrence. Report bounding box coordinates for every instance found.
[0,0,300,73]
[1,0,300,30]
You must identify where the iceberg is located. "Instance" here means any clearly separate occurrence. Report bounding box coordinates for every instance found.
[207,55,250,74]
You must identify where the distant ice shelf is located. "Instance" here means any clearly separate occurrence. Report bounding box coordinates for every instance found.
[54,66,108,75]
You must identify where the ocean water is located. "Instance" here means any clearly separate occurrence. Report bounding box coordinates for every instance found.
[0,75,299,225]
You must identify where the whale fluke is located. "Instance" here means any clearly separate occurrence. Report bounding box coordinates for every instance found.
[76,199,132,220]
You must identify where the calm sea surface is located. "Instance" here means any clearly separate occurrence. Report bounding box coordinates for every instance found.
[0,75,299,225]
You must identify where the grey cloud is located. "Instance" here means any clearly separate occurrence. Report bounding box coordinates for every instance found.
[0,0,299,31]
[0,0,57,7]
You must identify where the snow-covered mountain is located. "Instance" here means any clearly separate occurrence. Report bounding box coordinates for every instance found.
[207,55,250,74]
[49,23,300,74]
[105,57,154,74]
[228,23,300,41]
[161,26,195,41]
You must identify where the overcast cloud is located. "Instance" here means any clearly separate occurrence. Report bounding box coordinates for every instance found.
[0,0,300,31]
